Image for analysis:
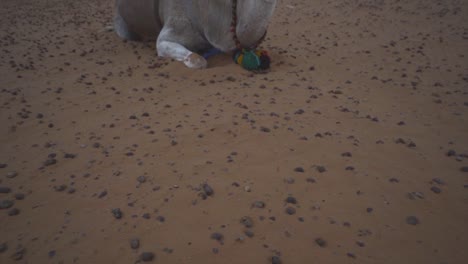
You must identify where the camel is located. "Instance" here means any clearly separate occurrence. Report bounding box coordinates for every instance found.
[114,0,277,69]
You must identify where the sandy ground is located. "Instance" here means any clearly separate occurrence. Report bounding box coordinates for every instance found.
[1,0,467,263]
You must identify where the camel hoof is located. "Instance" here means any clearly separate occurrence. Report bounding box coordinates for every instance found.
[184,53,207,69]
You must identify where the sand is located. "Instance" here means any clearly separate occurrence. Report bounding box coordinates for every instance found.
[1,0,467,263]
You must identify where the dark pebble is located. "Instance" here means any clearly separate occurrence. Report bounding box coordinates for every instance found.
[0,187,11,193]
[137,175,147,183]
[432,178,445,185]
[446,150,456,157]
[0,243,7,253]
[285,196,297,204]
[48,250,56,258]
[0,164,7,169]
[142,213,151,219]
[98,190,107,198]
[43,159,57,166]
[64,153,76,159]
[366,208,373,213]
[285,207,296,215]
[271,255,282,264]
[347,253,356,259]
[260,127,271,132]
[140,252,155,262]
[67,188,76,194]
[202,183,214,196]
[253,201,265,208]
[240,216,254,228]
[14,193,25,200]
[388,178,399,183]
[430,186,442,194]
[8,208,20,216]
[294,167,304,173]
[406,216,420,225]
[54,185,67,192]
[210,232,224,242]
[0,200,14,209]
[315,238,327,247]
[11,247,26,260]
[130,239,140,249]
[316,166,326,173]
[156,216,165,222]
[111,208,123,219]
[244,230,254,238]
[6,171,17,178]
[460,166,468,173]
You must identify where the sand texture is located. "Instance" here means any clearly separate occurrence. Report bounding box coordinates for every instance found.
[1,0,468,263]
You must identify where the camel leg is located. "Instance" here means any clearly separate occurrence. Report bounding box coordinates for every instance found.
[156,30,207,69]
[114,11,141,41]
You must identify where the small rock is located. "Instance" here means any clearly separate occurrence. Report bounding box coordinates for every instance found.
[0,187,11,193]
[48,250,56,258]
[156,216,165,222]
[0,243,7,253]
[252,201,265,208]
[54,185,67,192]
[11,246,25,260]
[388,178,399,183]
[130,239,140,249]
[406,216,420,225]
[315,238,327,247]
[43,159,57,166]
[285,207,296,215]
[285,196,297,204]
[0,200,14,209]
[316,166,326,173]
[430,186,441,194]
[244,230,254,238]
[64,153,76,159]
[139,252,155,262]
[271,256,282,264]
[8,208,20,216]
[202,183,214,196]
[260,126,271,133]
[0,164,7,169]
[432,178,445,185]
[244,186,251,192]
[14,193,25,200]
[137,175,147,183]
[294,167,304,173]
[210,232,224,242]
[98,190,107,198]
[240,216,254,228]
[6,172,17,178]
[460,166,468,173]
[446,150,456,157]
[111,208,123,219]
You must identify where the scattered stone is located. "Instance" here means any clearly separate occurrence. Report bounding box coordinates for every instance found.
[156,216,165,222]
[111,208,123,219]
[11,246,26,260]
[252,201,265,208]
[54,185,67,192]
[446,150,456,157]
[316,166,326,173]
[271,255,282,264]
[98,190,107,198]
[406,216,420,225]
[0,200,14,209]
[0,187,11,193]
[64,153,76,159]
[240,216,254,228]
[366,208,373,213]
[142,213,151,219]
[48,250,56,258]
[347,252,356,259]
[460,166,468,173]
[0,164,7,169]
[210,232,224,242]
[315,238,327,247]
[432,178,445,185]
[8,208,20,216]
[260,126,271,133]
[285,207,296,215]
[0,243,7,253]
[137,175,147,183]
[285,196,297,204]
[202,183,214,196]
[430,186,441,194]
[407,192,424,200]
[14,193,25,200]
[6,171,17,178]
[388,178,399,183]
[139,252,155,262]
[284,178,295,184]
[67,188,76,194]
[244,230,254,238]
[43,159,57,166]
[130,239,140,249]
[244,186,251,192]
[294,167,304,172]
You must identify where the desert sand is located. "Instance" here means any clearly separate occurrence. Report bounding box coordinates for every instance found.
[1,0,467,263]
